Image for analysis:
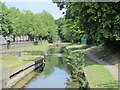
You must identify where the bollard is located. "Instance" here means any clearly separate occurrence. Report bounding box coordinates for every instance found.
[0,68,10,89]
[7,40,11,49]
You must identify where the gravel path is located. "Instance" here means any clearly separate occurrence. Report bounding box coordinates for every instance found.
[84,50,119,84]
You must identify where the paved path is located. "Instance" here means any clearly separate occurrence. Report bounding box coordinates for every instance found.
[84,50,119,84]
[74,45,119,84]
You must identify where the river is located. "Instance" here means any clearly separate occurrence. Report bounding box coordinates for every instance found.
[12,47,78,88]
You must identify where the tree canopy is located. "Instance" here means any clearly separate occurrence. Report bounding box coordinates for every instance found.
[54,1,120,52]
[0,2,58,42]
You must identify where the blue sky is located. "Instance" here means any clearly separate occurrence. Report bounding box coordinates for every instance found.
[2,0,65,19]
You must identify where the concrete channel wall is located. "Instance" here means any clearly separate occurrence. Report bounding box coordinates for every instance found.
[0,41,48,51]
[0,41,33,51]
[0,43,69,89]
[0,57,45,89]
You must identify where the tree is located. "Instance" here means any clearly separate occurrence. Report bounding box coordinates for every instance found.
[55,18,65,40]
[54,1,120,52]
[1,2,58,43]
[39,11,58,42]
[1,2,14,37]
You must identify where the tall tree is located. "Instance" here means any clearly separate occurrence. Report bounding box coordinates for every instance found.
[39,11,58,42]
[1,2,14,36]
[54,1,120,52]
[1,1,58,43]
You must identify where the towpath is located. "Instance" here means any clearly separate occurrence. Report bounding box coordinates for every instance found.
[75,45,119,84]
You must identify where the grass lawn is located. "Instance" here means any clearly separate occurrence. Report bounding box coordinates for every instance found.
[0,44,49,73]
[66,45,118,88]
[83,55,118,88]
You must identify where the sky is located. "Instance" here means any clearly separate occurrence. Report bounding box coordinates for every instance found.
[2,0,65,20]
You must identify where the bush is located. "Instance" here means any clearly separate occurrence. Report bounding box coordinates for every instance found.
[66,50,89,89]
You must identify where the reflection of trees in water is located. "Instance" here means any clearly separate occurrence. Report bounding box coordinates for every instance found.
[12,48,73,88]
[43,56,59,78]
[57,57,71,75]
[43,48,70,78]
[39,55,71,78]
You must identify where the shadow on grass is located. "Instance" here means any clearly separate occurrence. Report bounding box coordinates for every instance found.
[84,55,98,67]
[23,51,45,56]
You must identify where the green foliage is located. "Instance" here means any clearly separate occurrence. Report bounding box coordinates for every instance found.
[1,2,58,42]
[55,17,71,41]
[55,2,120,52]
[66,50,89,89]
[55,17,84,42]
[1,2,14,36]
[65,45,118,88]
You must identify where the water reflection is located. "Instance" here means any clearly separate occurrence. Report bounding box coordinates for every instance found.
[27,67,70,88]
[54,53,63,57]
[12,48,81,88]
[11,48,70,88]
[25,48,71,88]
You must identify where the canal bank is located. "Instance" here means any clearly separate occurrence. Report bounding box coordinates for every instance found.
[65,44,119,88]
[1,57,45,89]
[9,47,69,88]
[0,43,69,89]
[10,45,90,89]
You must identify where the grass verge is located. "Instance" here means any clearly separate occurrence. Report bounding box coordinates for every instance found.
[0,44,49,73]
[66,45,118,88]
[83,55,118,88]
